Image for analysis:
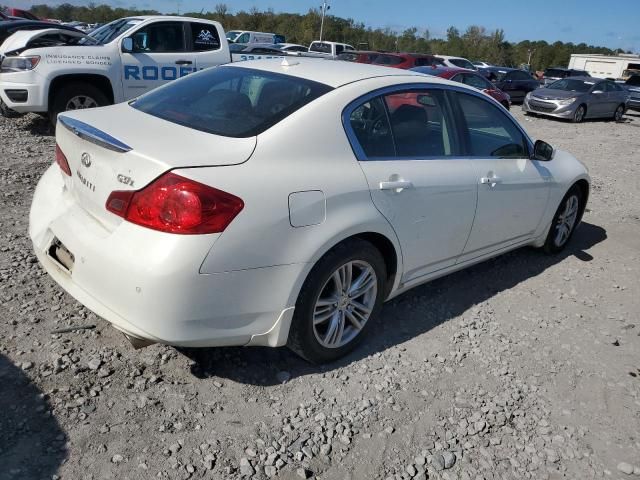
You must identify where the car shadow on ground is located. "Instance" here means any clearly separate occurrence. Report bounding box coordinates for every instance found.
[0,354,67,480]
[179,222,607,386]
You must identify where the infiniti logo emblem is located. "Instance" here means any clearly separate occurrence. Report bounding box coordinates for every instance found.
[81,152,91,168]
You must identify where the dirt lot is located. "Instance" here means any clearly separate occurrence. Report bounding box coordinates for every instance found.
[1,108,639,480]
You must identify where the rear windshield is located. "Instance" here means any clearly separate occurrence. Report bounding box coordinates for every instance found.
[544,69,567,78]
[372,54,404,66]
[131,66,333,137]
[547,78,594,92]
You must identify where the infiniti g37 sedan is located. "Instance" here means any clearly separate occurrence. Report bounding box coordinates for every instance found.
[29,59,590,363]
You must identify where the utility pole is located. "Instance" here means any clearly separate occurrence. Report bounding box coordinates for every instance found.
[527,49,535,69]
[319,1,330,42]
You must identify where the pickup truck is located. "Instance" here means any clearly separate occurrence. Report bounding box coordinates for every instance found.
[0,16,238,121]
[306,40,355,59]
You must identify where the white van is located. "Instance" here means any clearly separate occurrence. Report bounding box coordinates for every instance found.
[307,41,355,58]
[227,30,279,44]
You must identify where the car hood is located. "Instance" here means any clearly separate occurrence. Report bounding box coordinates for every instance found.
[0,27,89,55]
[532,89,582,100]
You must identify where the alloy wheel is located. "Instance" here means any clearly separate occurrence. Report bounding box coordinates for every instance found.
[574,106,585,123]
[554,194,579,247]
[65,95,99,111]
[614,106,624,121]
[312,260,378,349]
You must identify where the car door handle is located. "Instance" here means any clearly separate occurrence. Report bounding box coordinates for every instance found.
[175,60,193,65]
[379,180,414,191]
[480,176,501,185]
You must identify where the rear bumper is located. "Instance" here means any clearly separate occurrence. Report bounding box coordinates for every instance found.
[29,165,302,347]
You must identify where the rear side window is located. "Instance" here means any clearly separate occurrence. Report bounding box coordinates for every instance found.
[452,92,527,158]
[509,71,532,81]
[190,23,220,51]
[131,22,185,52]
[414,57,440,67]
[132,66,332,137]
[347,89,456,159]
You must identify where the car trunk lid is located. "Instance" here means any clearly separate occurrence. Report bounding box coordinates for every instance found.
[56,104,256,231]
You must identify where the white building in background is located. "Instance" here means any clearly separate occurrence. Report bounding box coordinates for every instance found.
[569,54,640,80]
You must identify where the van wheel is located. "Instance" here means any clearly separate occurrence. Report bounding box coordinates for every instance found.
[49,82,109,125]
[287,239,386,364]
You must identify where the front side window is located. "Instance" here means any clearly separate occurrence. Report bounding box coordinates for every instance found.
[347,88,456,159]
[335,44,344,55]
[131,22,185,52]
[309,42,331,53]
[453,92,527,158]
[509,70,531,81]
[450,58,475,69]
[132,67,332,137]
[190,23,220,51]
[236,33,250,43]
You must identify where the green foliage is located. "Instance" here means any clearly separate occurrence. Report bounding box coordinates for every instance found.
[23,3,619,70]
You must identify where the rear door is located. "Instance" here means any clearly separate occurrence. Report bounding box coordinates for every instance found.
[188,22,231,69]
[120,20,195,100]
[449,90,550,261]
[345,87,478,282]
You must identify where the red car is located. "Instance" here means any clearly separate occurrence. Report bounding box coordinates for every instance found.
[412,66,511,109]
[3,8,40,20]
[336,50,381,64]
[372,52,444,70]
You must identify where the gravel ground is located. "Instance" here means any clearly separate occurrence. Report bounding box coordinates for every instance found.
[1,108,640,480]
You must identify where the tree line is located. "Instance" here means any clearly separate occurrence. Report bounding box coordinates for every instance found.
[16,3,625,71]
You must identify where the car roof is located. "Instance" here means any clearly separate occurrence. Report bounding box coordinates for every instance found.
[483,66,516,72]
[229,57,441,88]
[411,66,470,76]
[563,76,600,82]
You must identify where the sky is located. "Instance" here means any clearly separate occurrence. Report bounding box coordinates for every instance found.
[12,0,640,53]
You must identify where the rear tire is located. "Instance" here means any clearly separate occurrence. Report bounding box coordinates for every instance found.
[49,82,109,125]
[287,239,386,364]
[613,104,625,122]
[542,185,584,254]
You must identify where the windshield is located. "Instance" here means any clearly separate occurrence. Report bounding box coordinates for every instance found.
[226,30,242,41]
[547,78,594,92]
[85,18,142,45]
[132,66,333,137]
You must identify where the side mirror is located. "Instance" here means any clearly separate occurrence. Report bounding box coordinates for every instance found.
[533,139,554,162]
[121,37,133,53]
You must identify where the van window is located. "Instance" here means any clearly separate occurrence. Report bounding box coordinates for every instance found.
[236,32,250,43]
[132,66,333,138]
[190,23,220,51]
[309,42,331,54]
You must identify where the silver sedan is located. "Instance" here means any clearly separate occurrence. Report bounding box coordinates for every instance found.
[522,77,629,123]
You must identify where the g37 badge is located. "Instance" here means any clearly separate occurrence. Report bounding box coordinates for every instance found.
[117,174,135,187]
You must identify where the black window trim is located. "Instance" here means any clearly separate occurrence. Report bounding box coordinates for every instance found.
[446,89,531,159]
[186,21,222,53]
[342,83,534,161]
[129,20,188,53]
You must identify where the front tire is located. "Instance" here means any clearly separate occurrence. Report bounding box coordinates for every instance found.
[572,105,586,123]
[613,104,625,122]
[287,239,386,363]
[49,82,109,125]
[543,185,584,254]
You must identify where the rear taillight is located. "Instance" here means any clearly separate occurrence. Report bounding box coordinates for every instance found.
[55,144,71,176]
[106,172,244,234]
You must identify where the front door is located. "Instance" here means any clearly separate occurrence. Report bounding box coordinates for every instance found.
[346,88,478,282]
[120,21,195,100]
[448,91,550,261]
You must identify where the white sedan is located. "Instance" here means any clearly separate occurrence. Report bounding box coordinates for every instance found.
[29,58,590,363]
